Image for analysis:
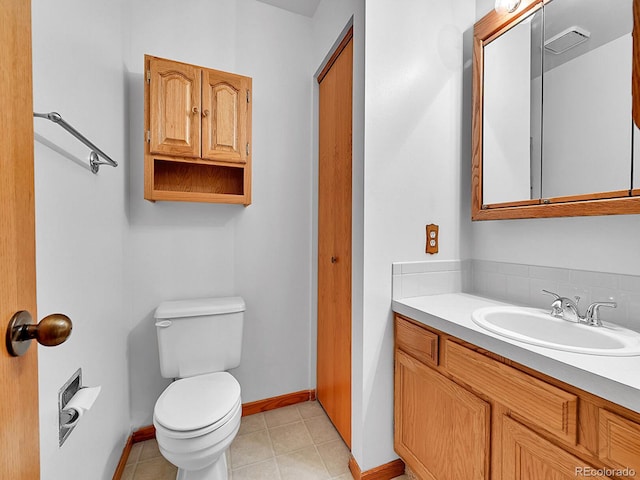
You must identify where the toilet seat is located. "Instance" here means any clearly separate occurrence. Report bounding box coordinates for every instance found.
[154,372,241,438]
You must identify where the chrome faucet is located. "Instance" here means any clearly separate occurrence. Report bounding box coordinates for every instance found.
[584,302,617,327]
[542,290,616,327]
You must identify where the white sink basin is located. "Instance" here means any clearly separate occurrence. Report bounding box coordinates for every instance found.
[472,306,640,356]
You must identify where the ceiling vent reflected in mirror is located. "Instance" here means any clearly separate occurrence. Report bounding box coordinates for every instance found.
[544,26,591,54]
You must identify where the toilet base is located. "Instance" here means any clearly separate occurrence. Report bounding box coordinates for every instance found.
[176,452,228,480]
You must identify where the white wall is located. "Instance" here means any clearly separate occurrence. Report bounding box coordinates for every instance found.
[32,1,130,479]
[361,0,475,470]
[124,0,315,427]
[472,0,640,276]
[231,0,315,404]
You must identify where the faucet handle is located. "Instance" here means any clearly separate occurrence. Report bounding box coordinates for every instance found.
[542,290,564,317]
[585,301,617,327]
[542,289,561,300]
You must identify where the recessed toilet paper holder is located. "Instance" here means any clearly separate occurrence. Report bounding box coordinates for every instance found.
[59,369,82,446]
[58,369,102,446]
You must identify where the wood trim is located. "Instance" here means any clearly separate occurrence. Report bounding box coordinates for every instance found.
[634,0,640,129]
[112,426,156,479]
[543,189,630,204]
[473,196,640,220]
[483,199,540,209]
[472,0,640,220]
[242,389,316,416]
[317,26,354,84]
[632,188,640,196]
[349,455,405,480]
[132,425,156,443]
[473,0,541,42]
[111,434,133,480]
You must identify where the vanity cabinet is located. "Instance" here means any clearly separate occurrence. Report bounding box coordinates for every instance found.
[144,55,252,204]
[394,313,640,480]
[395,350,490,480]
[501,416,613,480]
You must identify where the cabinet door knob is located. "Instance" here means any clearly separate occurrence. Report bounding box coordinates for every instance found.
[192,106,199,115]
[202,109,210,118]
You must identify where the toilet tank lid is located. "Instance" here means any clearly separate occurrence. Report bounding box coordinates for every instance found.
[154,296,245,319]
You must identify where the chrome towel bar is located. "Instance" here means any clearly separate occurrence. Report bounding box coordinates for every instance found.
[33,112,118,174]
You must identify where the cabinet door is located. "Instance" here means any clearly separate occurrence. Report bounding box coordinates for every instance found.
[598,409,640,476]
[502,416,614,480]
[395,350,490,480]
[201,68,251,163]
[149,57,201,158]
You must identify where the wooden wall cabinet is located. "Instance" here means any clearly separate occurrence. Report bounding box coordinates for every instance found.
[144,55,252,204]
[394,314,640,480]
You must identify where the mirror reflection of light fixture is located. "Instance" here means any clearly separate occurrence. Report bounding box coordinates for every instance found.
[494,0,521,13]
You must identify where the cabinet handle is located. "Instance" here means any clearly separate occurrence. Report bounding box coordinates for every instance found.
[202,109,209,118]
[192,106,199,115]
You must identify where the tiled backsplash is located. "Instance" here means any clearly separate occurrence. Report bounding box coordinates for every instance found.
[392,259,640,330]
[392,260,466,299]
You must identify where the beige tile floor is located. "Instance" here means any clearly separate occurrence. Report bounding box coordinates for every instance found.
[122,400,408,480]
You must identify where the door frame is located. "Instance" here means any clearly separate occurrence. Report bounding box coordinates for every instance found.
[1,1,41,478]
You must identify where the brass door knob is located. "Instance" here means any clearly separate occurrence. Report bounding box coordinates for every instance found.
[6,310,72,357]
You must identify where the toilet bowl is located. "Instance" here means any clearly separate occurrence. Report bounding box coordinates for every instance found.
[153,372,242,480]
[152,296,245,480]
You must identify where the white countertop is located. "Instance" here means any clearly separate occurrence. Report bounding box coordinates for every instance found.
[392,293,640,414]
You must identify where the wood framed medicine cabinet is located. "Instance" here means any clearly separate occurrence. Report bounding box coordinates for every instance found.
[472,0,640,220]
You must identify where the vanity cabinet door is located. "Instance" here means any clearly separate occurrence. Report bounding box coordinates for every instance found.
[502,416,613,480]
[148,57,201,158]
[395,350,490,480]
[598,409,640,475]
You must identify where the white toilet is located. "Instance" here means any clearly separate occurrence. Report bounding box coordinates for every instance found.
[152,297,245,480]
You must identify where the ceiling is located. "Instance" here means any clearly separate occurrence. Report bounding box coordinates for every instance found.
[255,0,321,17]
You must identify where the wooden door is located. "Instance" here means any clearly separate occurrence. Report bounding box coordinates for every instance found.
[148,56,201,158]
[317,30,353,447]
[1,1,40,478]
[502,416,613,480]
[201,68,251,164]
[395,351,490,480]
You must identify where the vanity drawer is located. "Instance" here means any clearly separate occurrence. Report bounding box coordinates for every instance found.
[598,409,640,474]
[444,340,577,444]
[395,315,439,367]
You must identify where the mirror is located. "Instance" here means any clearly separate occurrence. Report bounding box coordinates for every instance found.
[483,9,542,205]
[472,0,640,220]
[542,0,633,199]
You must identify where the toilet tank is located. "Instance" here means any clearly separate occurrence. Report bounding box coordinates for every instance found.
[154,296,245,379]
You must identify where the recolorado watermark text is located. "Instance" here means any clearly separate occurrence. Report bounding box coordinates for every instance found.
[575,467,636,477]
